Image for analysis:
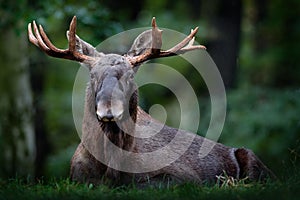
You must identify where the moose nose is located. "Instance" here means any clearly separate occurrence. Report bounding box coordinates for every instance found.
[96,109,123,122]
[96,109,113,122]
[96,99,124,122]
[100,113,114,122]
[96,111,122,122]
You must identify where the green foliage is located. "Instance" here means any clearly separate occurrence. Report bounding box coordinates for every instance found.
[0,0,26,29]
[44,60,79,152]
[30,0,123,42]
[44,145,77,178]
[240,0,300,86]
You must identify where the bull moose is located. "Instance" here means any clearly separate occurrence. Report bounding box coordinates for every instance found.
[28,16,274,186]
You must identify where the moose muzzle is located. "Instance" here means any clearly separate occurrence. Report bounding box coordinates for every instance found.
[96,100,124,122]
[95,77,125,122]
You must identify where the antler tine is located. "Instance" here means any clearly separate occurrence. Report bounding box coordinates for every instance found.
[151,17,157,28]
[68,16,77,53]
[28,22,39,47]
[165,27,200,53]
[126,17,163,65]
[151,17,163,54]
[28,16,94,63]
[159,28,206,57]
[32,20,51,52]
[180,35,206,52]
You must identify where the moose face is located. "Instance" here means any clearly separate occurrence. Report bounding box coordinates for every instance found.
[90,54,137,123]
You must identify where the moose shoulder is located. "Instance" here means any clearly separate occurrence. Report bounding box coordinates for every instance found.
[28,16,274,186]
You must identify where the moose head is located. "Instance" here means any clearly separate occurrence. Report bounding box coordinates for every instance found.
[28,16,206,133]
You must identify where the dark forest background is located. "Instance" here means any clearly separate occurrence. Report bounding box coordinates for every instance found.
[0,0,299,181]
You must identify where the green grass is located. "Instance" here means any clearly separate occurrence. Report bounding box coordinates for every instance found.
[1,172,300,200]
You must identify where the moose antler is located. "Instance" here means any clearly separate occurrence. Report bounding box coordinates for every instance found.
[126,17,206,66]
[28,16,94,63]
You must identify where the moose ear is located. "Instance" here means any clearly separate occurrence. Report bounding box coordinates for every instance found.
[66,31,104,58]
[126,30,152,57]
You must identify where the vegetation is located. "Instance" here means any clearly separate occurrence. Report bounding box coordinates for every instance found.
[1,170,300,200]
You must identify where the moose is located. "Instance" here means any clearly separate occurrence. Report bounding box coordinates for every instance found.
[28,16,274,186]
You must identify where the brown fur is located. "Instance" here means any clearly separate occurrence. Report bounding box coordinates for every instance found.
[71,101,275,185]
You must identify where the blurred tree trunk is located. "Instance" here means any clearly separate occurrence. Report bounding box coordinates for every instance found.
[29,52,50,178]
[0,24,36,178]
[202,0,242,88]
[252,0,267,51]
